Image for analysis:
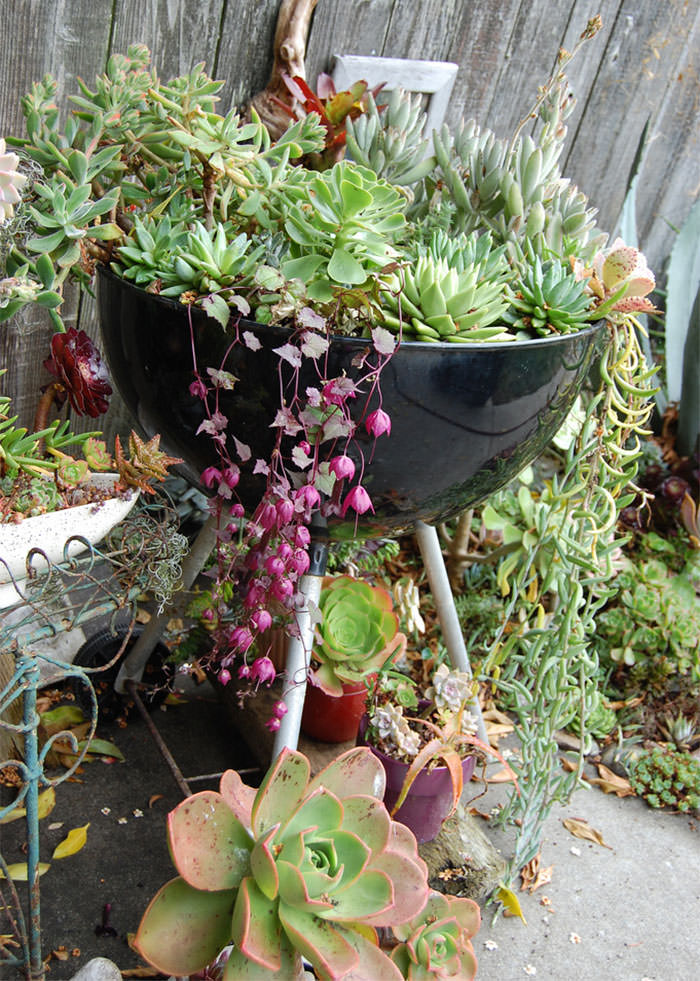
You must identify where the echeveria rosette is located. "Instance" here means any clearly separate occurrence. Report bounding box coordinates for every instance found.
[391,892,480,980]
[313,575,406,697]
[135,747,429,980]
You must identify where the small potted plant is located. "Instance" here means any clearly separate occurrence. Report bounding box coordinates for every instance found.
[300,574,406,742]
[359,662,515,843]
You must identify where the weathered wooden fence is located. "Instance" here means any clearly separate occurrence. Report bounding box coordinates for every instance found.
[1,0,698,438]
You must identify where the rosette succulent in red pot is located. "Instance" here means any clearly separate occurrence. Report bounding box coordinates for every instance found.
[300,574,406,742]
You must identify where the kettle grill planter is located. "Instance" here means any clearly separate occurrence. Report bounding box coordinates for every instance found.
[97,267,604,537]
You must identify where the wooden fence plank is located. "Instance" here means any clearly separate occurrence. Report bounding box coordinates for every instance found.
[305,0,395,83]
[108,0,227,81]
[564,0,700,269]
[216,0,281,112]
[0,0,113,134]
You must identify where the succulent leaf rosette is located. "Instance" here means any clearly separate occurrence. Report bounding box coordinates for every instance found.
[135,746,430,980]
[313,575,407,697]
[391,891,481,980]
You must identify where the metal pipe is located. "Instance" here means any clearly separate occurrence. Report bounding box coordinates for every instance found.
[125,680,192,798]
[272,527,328,757]
[414,520,489,745]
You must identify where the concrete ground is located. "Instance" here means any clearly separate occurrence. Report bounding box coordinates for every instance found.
[2,676,699,981]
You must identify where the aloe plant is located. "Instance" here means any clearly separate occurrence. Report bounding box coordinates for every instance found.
[135,746,430,980]
[312,575,406,696]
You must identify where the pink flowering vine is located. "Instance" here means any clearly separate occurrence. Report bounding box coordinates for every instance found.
[185,304,398,726]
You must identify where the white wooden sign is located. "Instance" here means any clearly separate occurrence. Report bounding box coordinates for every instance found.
[332,54,458,136]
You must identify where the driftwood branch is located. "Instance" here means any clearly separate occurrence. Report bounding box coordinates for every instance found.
[248,0,320,139]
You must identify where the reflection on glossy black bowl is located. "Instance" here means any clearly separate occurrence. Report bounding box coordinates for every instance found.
[97,267,605,538]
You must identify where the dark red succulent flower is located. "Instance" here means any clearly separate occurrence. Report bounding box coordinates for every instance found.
[44,327,112,417]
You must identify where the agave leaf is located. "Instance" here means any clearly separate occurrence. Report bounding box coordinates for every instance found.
[362,844,428,926]
[666,196,700,401]
[282,788,343,839]
[390,739,463,818]
[339,796,391,852]
[252,748,310,837]
[231,876,282,972]
[134,876,235,976]
[336,922,403,980]
[316,868,393,922]
[277,858,337,912]
[308,746,386,801]
[223,935,300,979]
[168,791,251,891]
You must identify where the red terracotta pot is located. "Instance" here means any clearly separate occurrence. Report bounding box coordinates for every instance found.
[301,678,372,743]
[357,714,476,843]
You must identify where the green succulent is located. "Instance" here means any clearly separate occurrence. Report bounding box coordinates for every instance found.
[6,474,62,516]
[135,747,429,980]
[280,161,407,301]
[313,575,405,697]
[629,745,700,813]
[391,891,480,980]
[504,256,593,335]
[345,88,432,187]
[596,548,700,690]
[379,232,512,342]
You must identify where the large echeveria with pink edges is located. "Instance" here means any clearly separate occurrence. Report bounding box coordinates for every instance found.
[391,891,481,980]
[135,746,429,980]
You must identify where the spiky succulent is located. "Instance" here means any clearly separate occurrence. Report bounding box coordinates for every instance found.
[379,231,512,341]
[504,256,593,336]
[135,747,430,980]
[345,89,431,186]
[313,575,406,696]
[114,432,182,495]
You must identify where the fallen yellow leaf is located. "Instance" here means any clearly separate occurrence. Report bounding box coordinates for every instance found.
[0,787,55,824]
[496,884,527,923]
[52,823,89,860]
[0,863,51,881]
[562,817,612,849]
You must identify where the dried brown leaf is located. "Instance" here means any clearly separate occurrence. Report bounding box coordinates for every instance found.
[487,768,517,784]
[589,763,634,798]
[148,794,164,809]
[562,817,612,849]
[520,853,554,893]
